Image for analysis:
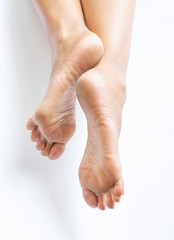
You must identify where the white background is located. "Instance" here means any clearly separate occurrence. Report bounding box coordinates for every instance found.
[0,0,174,239]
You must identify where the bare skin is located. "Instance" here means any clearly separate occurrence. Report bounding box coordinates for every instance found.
[26,0,135,210]
[77,59,126,209]
[77,0,136,209]
[26,0,103,159]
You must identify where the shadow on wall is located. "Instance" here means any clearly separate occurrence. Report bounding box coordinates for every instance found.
[8,0,78,238]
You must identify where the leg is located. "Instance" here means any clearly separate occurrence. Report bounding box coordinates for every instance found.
[26,0,103,160]
[77,0,135,209]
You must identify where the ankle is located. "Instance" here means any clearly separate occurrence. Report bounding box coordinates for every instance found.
[104,61,127,107]
[50,22,86,49]
[49,23,88,65]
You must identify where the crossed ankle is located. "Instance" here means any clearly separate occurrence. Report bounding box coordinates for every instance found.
[49,24,89,60]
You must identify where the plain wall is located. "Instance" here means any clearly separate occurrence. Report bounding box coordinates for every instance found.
[0,0,174,239]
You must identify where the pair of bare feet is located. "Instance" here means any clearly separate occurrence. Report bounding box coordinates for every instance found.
[26,27,126,210]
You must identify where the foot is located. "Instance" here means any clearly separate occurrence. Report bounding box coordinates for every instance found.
[26,28,103,160]
[76,58,126,210]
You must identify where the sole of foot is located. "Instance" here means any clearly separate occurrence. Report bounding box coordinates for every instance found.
[76,59,126,210]
[26,28,104,160]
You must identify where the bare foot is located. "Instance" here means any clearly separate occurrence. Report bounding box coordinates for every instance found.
[26,28,103,160]
[76,58,126,210]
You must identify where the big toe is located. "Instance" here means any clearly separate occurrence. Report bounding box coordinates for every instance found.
[83,189,98,208]
[48,142,66,160]
[112,179,124,202]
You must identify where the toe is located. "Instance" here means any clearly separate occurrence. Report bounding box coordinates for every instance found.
[97,194,106,210]
[41,141,52,156]
[31,126,41,142]
[113,179,124,197]
[83,189,98,208]
[26,117,35,131]
[36,141,45,151]
[112,194,121,203]
[111,179,124,203]
[36,135,46,151]
[106,191,115,209]
[48,143,66,160]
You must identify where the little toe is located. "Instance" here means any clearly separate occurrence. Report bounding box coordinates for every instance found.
[97,194,106,210]
[31,126,41,142]
[83,189,98,208]
[48,143,66,160]
[26,117,35,131]
[41,141,52,156]
[106,191,115,209]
